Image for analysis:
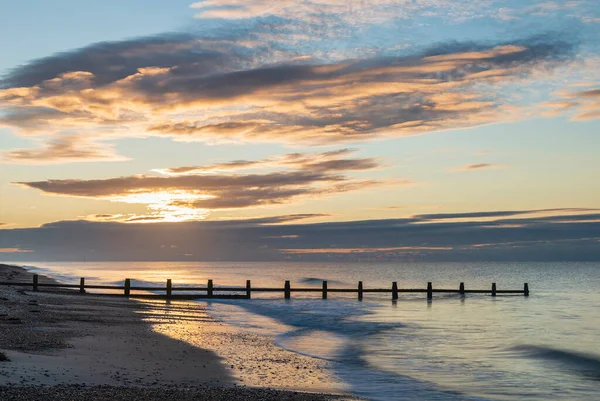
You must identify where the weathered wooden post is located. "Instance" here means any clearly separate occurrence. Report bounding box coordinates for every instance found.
[246,280,251,299]
[358,281,363,300]
[392,282,398,300]
[491,283,497,296]
[166,279,172,298]
[427,282,433,300]
[33,274,39,292]
[524,283,529,297]
[322,280,328,300]
[459,282,465,295]
[207,279,214,297]
[284,280,291,299]
[124,278,131,296]
[79,277,85,294]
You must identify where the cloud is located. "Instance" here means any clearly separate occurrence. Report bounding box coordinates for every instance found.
[0,34,254,89]
[191,0,415,22]
[413,208,598,221]
[14,150,397,222]
[2,135,128,164]
[152,148,376,175]
[0,31,580,162]
[189,0,589,26]
[449,163,507,172]
[1,209,598,261]
[541,85,600,120]
[84,212,328,224]
[0,247,33,253]
[281,246,453,254]
[571,87,600,120]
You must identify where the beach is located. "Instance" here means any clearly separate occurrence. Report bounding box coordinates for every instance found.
[4,260,600,400]
[0,264,354,400]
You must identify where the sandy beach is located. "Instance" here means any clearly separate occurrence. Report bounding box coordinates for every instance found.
[0,264,356,400]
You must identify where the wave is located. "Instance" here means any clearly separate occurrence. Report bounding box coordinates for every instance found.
[211,298,403,338]
[20,264,87,284]
[105,278,162,287]
[298,277,345,285]
[208,299,482,401]
[334,343,489,401]
[512,345,600,380]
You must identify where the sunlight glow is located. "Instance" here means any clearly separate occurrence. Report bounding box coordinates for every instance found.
[108,191,213,222]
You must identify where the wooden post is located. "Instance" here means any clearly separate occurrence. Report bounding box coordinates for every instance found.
[207,279,213,297]
[427,282,433,300]
[284,280,291,299]
[79,277,85,294]
[358,281,363,300]
[246,280,251,299]
[322,280,328,300]
[524,283,529,297]
[124,278,131,296]
[33,274,39,292]
[392,282,398,300]
[166,279,172,298]
[459,282,465,295]
[491,283,497,296]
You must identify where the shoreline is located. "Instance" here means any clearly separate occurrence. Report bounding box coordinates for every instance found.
[0,263,356,400]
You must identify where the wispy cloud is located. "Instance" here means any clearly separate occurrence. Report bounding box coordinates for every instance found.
[14,150,401,222]
[152,149,377,175]
[571,87,600,120]
[189,0,599,27]
[541,84,600,120]
[449,163,508,172]
[412,208,598,221]
[188,0,502,26]
[0,247,33,253]
[281,246,453,254]
[2,135,128,164]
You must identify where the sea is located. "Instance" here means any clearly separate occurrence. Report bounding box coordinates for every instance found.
[9,261,600,401]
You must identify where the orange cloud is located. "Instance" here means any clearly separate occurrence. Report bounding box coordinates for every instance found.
[541,85,600,120]
[2,135,129,165]
[15,150,404,222]
[0,34,578,162]
[0,248,33,253]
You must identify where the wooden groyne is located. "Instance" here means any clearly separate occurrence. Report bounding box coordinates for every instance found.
[0,274,530,300]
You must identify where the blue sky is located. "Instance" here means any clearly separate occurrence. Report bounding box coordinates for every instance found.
[0,1,599,260]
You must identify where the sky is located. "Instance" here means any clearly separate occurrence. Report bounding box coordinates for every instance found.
[0,1,599,261]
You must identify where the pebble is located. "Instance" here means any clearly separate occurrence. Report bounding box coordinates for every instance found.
[0,384,351,400]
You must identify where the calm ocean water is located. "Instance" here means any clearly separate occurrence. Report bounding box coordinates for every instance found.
[12,261,600,400]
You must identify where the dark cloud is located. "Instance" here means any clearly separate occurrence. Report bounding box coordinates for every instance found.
[466,163,493,170]
[14,150,390,217]
[1,210,598,261]
[414,209,599,221]
[578,89,600,98]
[0,32,581,161]
[18,171,340,197]
[0,34,251,89]
[450,163,507,172]
[415,211,535,220]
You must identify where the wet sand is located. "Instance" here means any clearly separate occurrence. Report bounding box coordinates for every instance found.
[0,264,356,400]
